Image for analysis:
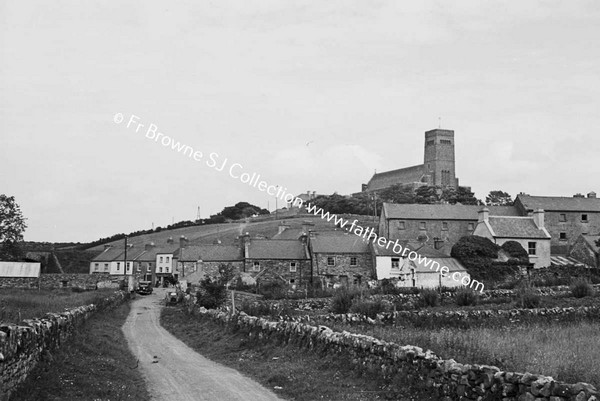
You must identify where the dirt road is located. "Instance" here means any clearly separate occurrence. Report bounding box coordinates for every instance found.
[122,289,283,401]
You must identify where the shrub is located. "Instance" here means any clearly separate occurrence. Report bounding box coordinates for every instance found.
[516,285,541,309]
[330,288,355,314]
[349,299,387,318]
[571,279,595,298]
[455,288,479,306]
[258,281,287,300]
[418,289,440,307]
[501,241,529,261]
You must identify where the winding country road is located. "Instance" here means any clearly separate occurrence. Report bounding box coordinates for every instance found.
[122,288,283,401]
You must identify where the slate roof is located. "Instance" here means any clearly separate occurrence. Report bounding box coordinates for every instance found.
[582,235,600,253]
[137,244,180,262]
[247,240,309,260]
[175,244,243,262]
[367,164,425,191]
[486,216,550,239]
[310,233,371,254]
[382,203,519,220]
[517,195,600,212]
[92,246,126,262]
[272,228,305,240]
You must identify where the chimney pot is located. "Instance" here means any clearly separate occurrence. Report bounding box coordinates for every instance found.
[532,209,545,229]
[478,207,489,223]
[588,191,597,199]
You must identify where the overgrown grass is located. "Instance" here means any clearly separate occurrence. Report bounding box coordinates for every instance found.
[0,288,116,323]
[318,319,600,388]
[11,302,150,401]
[161,307,437,401]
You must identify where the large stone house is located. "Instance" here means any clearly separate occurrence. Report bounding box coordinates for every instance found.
[244,237,311,289]
[173,242,244,281]
[473,208,551,269]
[379,203,519,254]
[362,128,461,192]
[309,232,373,288]
[514,193,600,254]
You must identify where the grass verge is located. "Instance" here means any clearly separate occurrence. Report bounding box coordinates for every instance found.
[0,288,117,323]
[11,302,150,401]
[160,307,437,401]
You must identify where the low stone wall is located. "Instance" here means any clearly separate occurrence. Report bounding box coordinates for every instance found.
[0,273,112,290]
[193,307,598,401]
[0,291,127,399]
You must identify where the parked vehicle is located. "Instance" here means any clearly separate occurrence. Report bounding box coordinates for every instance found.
[165,288,184,305]
[136,281,153,295]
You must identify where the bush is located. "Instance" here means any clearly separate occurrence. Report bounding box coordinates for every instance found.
[258,281,287,300]
[417,289,439,307]
[516,285,541,309]
[501,241,529,261]
[330,288,355,314]
[571,279,595,298]
[454,288,479,306]
[349,299,387,318]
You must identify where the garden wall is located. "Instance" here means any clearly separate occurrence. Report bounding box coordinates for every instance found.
[0,273,112,290]
[0,291,127,400]
[193,307,598,401]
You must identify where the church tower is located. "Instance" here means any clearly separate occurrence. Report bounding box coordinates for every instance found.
[423,129,458,188]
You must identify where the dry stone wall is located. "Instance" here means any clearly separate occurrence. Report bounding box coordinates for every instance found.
[0,273,112,290]
[0,291,127,400]
[192,307,598,401]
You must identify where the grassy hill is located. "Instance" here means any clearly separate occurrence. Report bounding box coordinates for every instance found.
[87,213,378,251]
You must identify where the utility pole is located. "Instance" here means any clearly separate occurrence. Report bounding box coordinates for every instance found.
[275,185,279,220]
[123,236,128,289]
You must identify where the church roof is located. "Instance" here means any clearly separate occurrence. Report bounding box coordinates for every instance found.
[367,164,425,191]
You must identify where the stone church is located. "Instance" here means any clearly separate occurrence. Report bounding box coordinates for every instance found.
[362,128,460,192]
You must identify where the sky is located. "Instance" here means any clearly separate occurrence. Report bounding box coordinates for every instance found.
[1,0,600,242]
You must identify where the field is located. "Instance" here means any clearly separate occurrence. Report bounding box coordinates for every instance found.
[87,213,376,251]
[315,317,600,388]
[0,288,117,323]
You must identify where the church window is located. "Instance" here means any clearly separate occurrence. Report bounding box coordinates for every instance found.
[419,222,426,230]
[398,221,405,230]
[442,222,448,230]
[426,140,434,146]
[441,139,452,145]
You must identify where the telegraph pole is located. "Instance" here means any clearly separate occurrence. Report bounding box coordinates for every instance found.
[123,236,128,289]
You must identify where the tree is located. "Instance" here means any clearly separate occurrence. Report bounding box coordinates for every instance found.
[486,190,513,206]
[196,263,236,309]
[378,184,416,204]
[0,195,27,261]
[414,186,441,204]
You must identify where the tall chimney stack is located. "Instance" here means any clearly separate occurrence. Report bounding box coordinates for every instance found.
[532,209,545,229]
[478,207,489,223]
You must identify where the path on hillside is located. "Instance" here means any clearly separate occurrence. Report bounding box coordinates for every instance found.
[122,289,283,401]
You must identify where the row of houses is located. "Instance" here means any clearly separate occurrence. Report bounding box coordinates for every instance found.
[90,226,471,289]
[379,192,600,268]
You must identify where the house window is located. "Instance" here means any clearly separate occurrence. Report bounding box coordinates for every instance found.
[166,256,170,262]
[467,223,474,231]
[528,242,536,256]
[137,266,141,272]
[116,262,120,270]
[398,221,406,230]
[159,267,163,273]
[327,257,335,266]
[253,261,260,271]
[350,257,357,266]
[159,256,163,263]
[391,258,400,269]
[290,262,297,272]
[289,279,295,284]
[442,222,448,231]
[582,214,588,222]
[104,263,109,270]
[559,232,567,241]
[559,214,567,222]
[419,222,426,230]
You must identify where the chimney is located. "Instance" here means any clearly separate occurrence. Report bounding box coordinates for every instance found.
[573,193,585,198]
[300,233,308,244]
[302,220,315,235]
[167,237,174,244]
[144,242,155,251]
[312,191,316,198]
[306,191,310,198]
[241,232,250,258]
[478,207,489,223]
[588,191,597,199]
[433,237,445,250]
[532,209,545,229]
[179,235,188,249]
